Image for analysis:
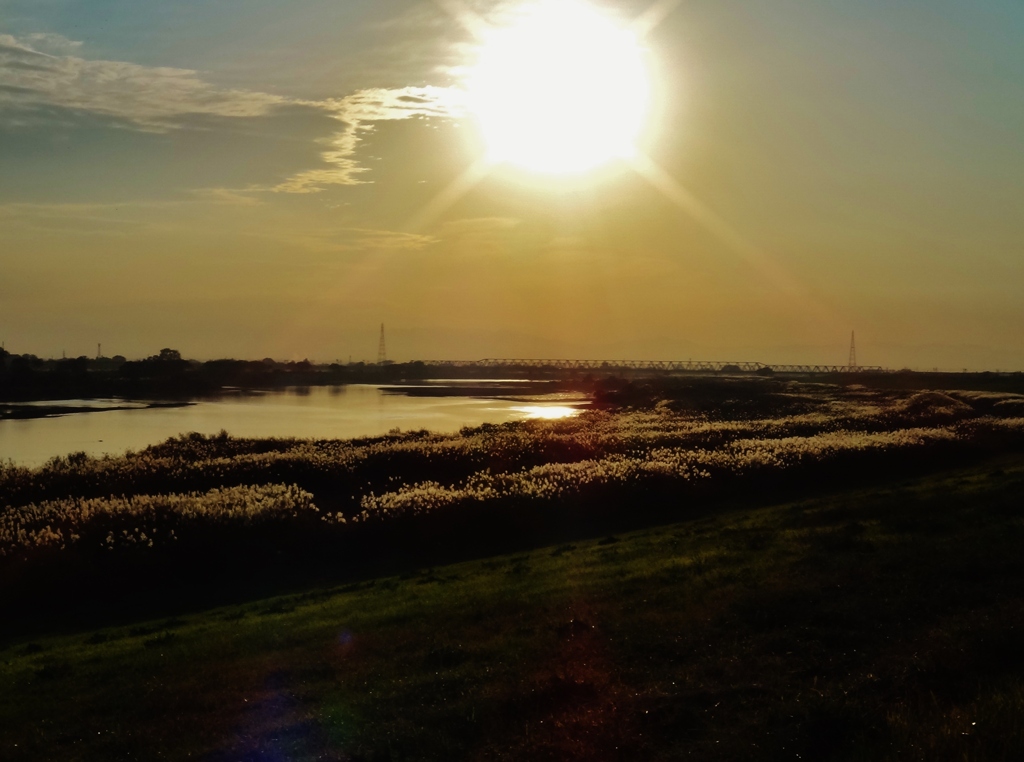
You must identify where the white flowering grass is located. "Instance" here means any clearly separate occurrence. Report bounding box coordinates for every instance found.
[0,483,317,557]
[2,386,1022,558]
[0,388,994,510]
[353,426,964,523]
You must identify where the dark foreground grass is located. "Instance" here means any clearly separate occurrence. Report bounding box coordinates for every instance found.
[2,456,1024,761]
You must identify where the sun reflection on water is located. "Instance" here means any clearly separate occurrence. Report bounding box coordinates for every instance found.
[512,405,582,420]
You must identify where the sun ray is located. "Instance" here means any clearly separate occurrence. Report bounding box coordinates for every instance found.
[420,0,835,331]
[406,158,493,232]
[629,152,837,325]
[629,152,793,288]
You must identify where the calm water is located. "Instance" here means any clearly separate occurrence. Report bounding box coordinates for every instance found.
[0,385,585,467]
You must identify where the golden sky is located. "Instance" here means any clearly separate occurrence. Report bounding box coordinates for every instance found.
[1,1,1022,369]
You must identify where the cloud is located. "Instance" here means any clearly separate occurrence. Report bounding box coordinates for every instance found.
[0,193,264,234]
[273,86,466,193]
[433,216,522,256]
[351,228,438,250]
[0,32,465,192]
[0,33,295,130]
[22,33,84,55]
[264,226,438,255]
[0,200,436,254]
[438,216,520,237]
[0,201,163,237]
[189,188,265,207]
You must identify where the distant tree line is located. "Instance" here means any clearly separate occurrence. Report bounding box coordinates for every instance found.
[3,344,1023,402]
[0,348,438,401]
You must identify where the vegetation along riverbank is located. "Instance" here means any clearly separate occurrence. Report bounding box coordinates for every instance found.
[2,451,1023,760]
[2,378,1024,759]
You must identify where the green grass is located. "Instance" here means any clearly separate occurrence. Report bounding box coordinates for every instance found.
[3,455,1024,761]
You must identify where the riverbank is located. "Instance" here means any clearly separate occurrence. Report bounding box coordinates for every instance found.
[0,400,192,422]
[2,453,1022,760]
[3,383,1023,632]
[0,384,591,467]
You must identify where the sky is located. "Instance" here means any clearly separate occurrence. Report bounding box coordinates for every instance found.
[1,0,1022,369]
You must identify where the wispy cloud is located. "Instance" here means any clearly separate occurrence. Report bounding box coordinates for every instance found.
[0,33,464,189]
[188,188,266,207]
[437,216,520,240]
[0,33,294,129]
[273,86,465,193]
[20,33,84,55]
[432,216,522,256]
[350,227,438,250]
[0,199,437,254]
[0,201,164,237]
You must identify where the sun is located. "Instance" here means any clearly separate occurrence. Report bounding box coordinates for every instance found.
[465,0,651,175]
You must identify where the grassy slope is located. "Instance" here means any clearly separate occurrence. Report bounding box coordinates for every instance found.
[2,456,1024,761]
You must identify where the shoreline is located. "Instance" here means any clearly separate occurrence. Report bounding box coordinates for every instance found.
[0,400,193,422]
[0,381,589,422]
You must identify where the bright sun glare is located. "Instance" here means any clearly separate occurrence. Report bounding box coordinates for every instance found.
[467,0,651,175]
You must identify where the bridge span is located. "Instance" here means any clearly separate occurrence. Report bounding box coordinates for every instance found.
[420,359,888,374]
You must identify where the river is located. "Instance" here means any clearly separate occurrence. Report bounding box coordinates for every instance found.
[0,384,587,467]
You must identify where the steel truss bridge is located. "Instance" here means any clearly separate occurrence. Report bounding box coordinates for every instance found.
[421,359,888,374]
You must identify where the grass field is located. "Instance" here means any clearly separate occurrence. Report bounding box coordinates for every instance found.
[3,452,1023,761]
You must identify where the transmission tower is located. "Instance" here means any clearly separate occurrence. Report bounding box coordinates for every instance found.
[848,331,857,369]
[377,323,387,365]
